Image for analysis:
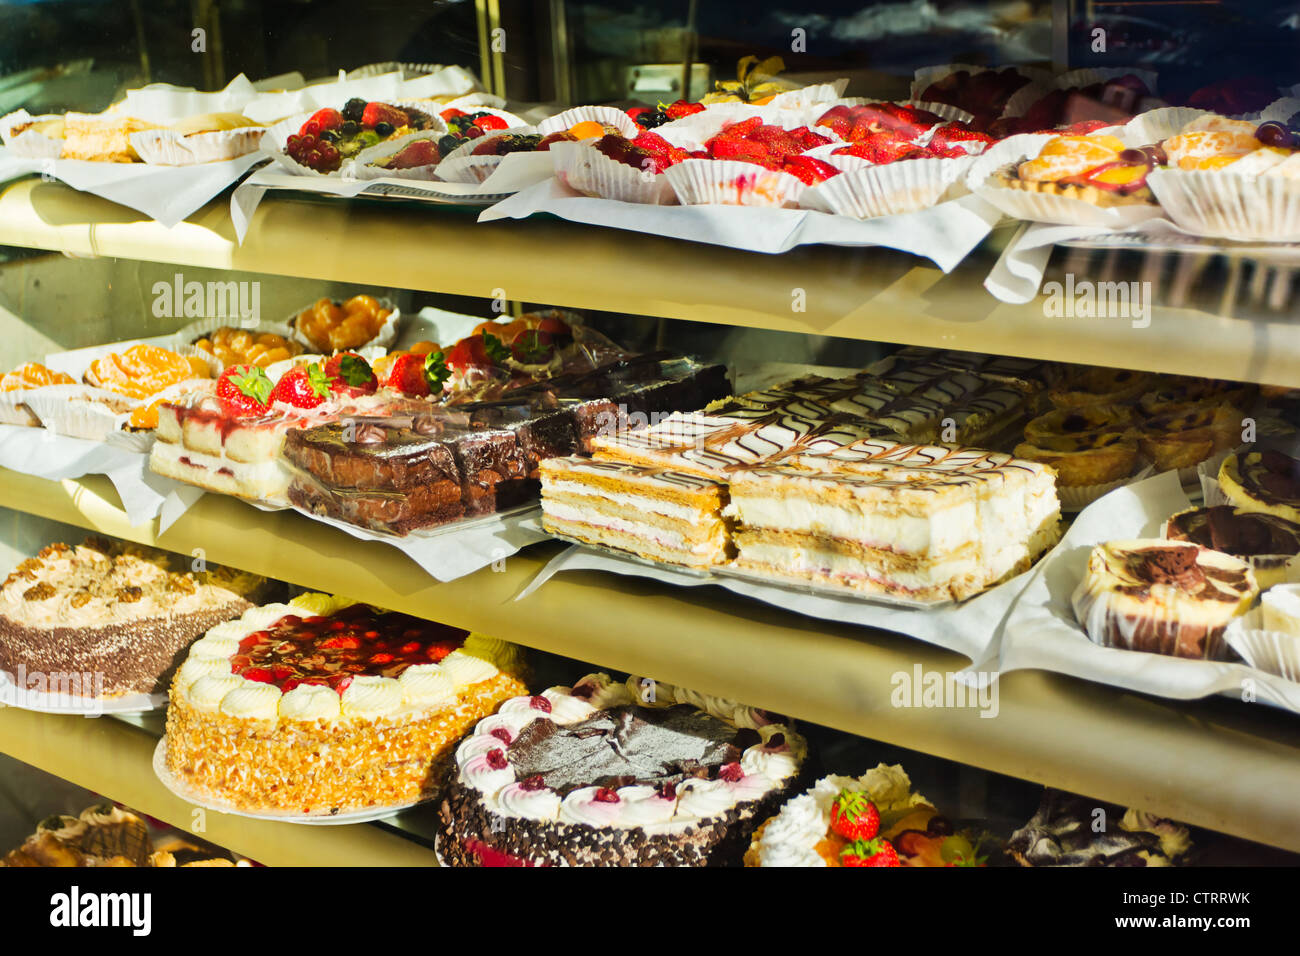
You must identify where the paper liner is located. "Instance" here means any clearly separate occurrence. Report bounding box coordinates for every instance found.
[1001,67,1161,120]
[434,127,541,184]
[1232,96,1300,125]
[910,63,1053,102]
[1177,446,1233,490]
[19,385,140,441]
[655,102,832,151]
[349,129,445,181]
[0,670,163,715]
[800,155,970,219]
[967,132,1167,227]
[286,296,402,353]
[1148,167,1300,241]
[764,80,850,109]
[1058,464,1155,512]
[129,126,265,165]
[549,139,675,204]
[1224,608,1300,681]
[0,109,64,159]
[537,105,639,139]
[664,158,804,207]
[1121,106,1213,147]
[437,92,508,112]
[0,393,39,428]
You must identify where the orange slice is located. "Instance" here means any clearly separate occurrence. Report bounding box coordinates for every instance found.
[1,363,75,391]
[1018,135,1124,182]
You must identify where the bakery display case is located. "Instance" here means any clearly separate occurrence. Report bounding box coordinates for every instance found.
[0,0,1298,874]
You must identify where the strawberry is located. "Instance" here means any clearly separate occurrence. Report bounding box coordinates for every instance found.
[510,329,557,364]
[663,99,704,119]
[241,667,274,683]
[322,353,378,397]
[472,113,509,132]
[300,107,342,137]
[782,155,839,185]
[708,136,772,165]
[386,350,450,397]
[216,364,273,419]
[440,108,467,121]
[830,790,881,841]
[791,125,832,151]
[928,123,995,150]
[841,837,900,867]
[717,116,763,139]
[269,362,330,409]
[533,314,571,337]
[361,102,408,129]
[817,114,853,139]
[749,125,801,159]
[444,332,510,374]
[318,635,362,650]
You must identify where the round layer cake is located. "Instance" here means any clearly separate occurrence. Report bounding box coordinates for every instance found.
[437,673,807,867]
[163,592,528,815]
[0,539,271,698]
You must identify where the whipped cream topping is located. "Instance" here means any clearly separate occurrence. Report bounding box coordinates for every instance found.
[79,804,139,828]
[173,593,518,724]
[460,674,805,834]
[37,815,88,842]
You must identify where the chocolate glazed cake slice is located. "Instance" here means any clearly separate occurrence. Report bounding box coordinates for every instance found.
[437,674,807,867]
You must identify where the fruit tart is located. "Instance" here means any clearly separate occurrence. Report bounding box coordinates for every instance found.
[0,362,76,427]
[83,344,215,430]
[998,134,1158,207]
[191,326,302,369]
[291,294,396,353]
[549,132,689,204]
[284,99,441,174]
[1137,402,1240,472]
[745,764,986,867]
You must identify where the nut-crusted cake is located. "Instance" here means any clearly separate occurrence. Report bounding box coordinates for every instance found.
[437,673,806,867]
[0,539,271,698]
[162,592,528,814]
[1072,540,1258,660]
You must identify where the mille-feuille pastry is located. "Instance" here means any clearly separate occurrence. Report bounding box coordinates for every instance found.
[1219,450,1300,525]
[1015,411,1138,487]
[1165,506,1300,590]
[1047,366,1158,408]
[1261,584,1300,637]
[998,134,1157,207]
[1137,403,1241,472]
[1072,539,1258,660]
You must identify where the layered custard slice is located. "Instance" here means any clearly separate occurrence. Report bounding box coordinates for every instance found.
[539,457,731,568]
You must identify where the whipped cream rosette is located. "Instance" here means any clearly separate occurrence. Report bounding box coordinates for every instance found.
[801,153,973,219]
[665,157,805,207]
[549,138,676,204]
[162,592,529,814]
[537,104,639,139]
[437,671,806,867]
[0,109,65,159]
[967,131,1166,227]
[1072,539,1258,661]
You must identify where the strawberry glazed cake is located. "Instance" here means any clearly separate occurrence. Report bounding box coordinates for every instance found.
[162,592,528,814]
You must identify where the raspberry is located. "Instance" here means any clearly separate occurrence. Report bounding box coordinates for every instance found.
[490,727,513,745]
[486,749,508,770]
[530,695,552,712]
[657,782,677,800]
[593,787,620,803]
[718,762,744,782]
[521,775,546,791]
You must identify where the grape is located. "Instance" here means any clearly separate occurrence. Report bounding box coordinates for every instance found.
[1255,121,1291,149]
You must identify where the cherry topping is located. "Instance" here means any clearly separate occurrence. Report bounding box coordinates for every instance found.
[718,762,744,782]
[521,774,546,791]
[593,787,620,803]
[490,727,513,745]
[766,733,787,750]
[486,749,508,770]
[530,695,552,712]
[657,782,677,800]
[570,683,596,699]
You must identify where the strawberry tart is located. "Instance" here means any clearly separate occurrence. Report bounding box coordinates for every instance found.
[437,673,806,866]
[162,592,528,814]
[744,764,986,867]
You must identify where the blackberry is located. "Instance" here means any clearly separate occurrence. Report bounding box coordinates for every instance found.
[342,98,366,122]
[641,110,669,129]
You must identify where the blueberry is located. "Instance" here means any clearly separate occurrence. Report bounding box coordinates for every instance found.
[340,120,359,136]
[319,129,340,143]
[374,121,394,137]
[437,134,461,155]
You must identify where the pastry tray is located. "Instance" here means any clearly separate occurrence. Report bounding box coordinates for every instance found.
[527,519,957,610]
[152,739,430,825]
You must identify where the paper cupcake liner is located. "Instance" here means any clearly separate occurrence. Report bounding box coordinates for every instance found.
[764,80,850,109]
[1058,464,1155,512]
[967,132,1166,227]
[438,125,539,163]
[910,63,1053,102]
[800,155,970,219]
[818,98,975,127]
[264,110,314,152]
[549,140,675,204]
[1002,67,1160,120]
[347,61,448,80]
[434,154,504,185]
[1177,446,1233,490]
[1224,609,1300,681]
[1122,107,1212,147]
[129,126,265,165]
[537,105,639,139]
[20,385,140,441]
[664,158,804,207]
[655,102,823,150]
[0,393,40,428]
[1149,168,1300,241]
[0,110,63,159]
[286,297,401,354]
[437,92,507,112]
[349,130,446,181]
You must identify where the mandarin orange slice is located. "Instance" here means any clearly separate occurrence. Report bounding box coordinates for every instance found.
[1,363,75,391]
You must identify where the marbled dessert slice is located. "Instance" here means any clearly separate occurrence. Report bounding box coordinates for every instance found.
[437,673,806,867]
[1164,505,1300,589]
[1072,539,1258,660]
[539,457,730,568]
[1008,789,1191,867]
[0,539,272,698]
[1219,450,1300,525]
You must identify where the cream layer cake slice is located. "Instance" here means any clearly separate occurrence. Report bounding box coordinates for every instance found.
[539,457,731,568]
